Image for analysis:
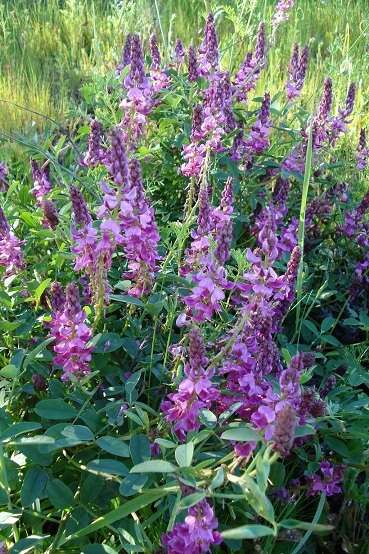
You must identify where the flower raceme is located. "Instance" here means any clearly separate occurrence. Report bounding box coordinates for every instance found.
[0,206,24,277]
[49,283,93,381]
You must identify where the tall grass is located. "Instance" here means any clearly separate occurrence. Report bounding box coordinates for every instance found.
[0,0,368,134]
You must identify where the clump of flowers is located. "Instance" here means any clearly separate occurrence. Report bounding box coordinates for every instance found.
[0,206,24,277]
[119,158,160,297]
[50,282,93,381]
[161,327,219,440]
[162,499,222,553]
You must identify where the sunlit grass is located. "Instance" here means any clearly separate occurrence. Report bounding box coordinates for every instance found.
[0,0,368,135]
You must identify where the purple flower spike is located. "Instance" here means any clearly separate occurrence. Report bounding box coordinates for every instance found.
[233,23,267,103]
[255,22,267,65]
[357,128,369,170]
[105,129,130,187]
[272,403,297,456]
[286,43,309,100]
[188,45,199,82]
[198,13,219,76]
[41,199,59,229]
[162,499,222,553]
[0,162,9,192]
[330,82,356,143]
[50,283,93,381]
[70,186,91,226]
[50,281,65,313]
[244,92,272,161]
[83,119,105,167]
[31,160,52,203]
[272,0,295,33]
[116,33,133,75]
[0,206,24,277]
[174,38,185,64]
[149,33,161,70]
[124,34,147,89]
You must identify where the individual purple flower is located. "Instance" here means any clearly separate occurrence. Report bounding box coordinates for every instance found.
[198,13,219,77]
[357,128,368,170]
[162,499,222,553]
[162,327,219,439]
[174,38,185,65]
[0,162,9,192]
[31,160,52,203]
[41,199,59,229]
[308,461,345,496]
[83,119,106,167]
[188,45,199,82]
[32,373,47,392]
[116,33,133,75]
[272,402,298,456]
[119,158,160,297]
[0,206,24,277]
[50,283,93,381]
[272,0,295,33]
[286,44,309,100]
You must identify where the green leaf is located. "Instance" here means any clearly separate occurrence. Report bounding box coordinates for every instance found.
[61,425,94,442]
[199,409,217,427]
[96,436,130,457]
[295,424,316,438]
[34,399,77,420]
[87,459,129,477]
[175,442,194,467]
[0,511,22,530]
[90,333,125,353]
[221,426,260,442]
[228,473,275,524]
[23,338,55,370]
[10,535,49,554]
[119,474,148,497]
[0,422,42,442]
[279,519,333,532]
[178,492,206,510]
[33,279,51,308]
[58,489,173,545]
[155,438,177,449]
[109,294,144,307]
[209,467,224,491]
[82,546,119,554]
[130,460,177,473]
[321,317,335,333]
[21,467,49,507]
[47,479,75,509]
[0,364,19,378]
[130,434,151,464]
[222,524,276,540]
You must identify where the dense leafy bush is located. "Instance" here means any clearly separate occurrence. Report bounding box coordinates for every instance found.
[0,3,369,553]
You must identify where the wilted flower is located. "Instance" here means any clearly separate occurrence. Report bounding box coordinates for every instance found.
[272,403,298,456]
[41,199,59,229]
[272,0,295,33]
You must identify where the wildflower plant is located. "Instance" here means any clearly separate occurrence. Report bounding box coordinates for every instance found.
[0,4,369,554]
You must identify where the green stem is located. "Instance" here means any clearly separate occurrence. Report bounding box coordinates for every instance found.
[295,122,313,331]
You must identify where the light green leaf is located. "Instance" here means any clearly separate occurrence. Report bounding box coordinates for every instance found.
[175,442,194,467]
[221,426,260,442]
[130,460,177,473]
[96,436,130,457]
[222,524,276,540]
